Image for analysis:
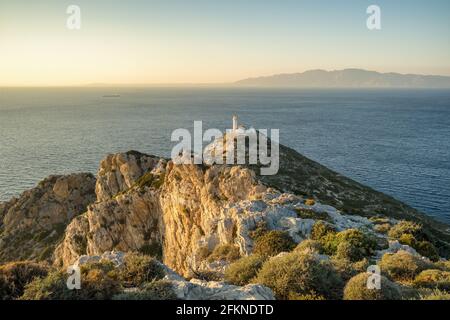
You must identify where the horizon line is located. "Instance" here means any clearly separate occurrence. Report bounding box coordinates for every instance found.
[2,68,450,88]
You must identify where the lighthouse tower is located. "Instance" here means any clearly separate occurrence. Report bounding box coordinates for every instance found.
[232,115,238,131]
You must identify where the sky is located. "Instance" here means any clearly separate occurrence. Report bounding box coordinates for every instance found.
[0,0,449,86]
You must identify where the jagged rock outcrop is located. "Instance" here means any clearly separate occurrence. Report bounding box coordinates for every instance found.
[0,173,95,263]
[170,279,274,300]
[95,151,166,202]
[54,151,166,267]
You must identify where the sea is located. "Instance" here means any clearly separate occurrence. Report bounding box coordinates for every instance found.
[1,87,449,224]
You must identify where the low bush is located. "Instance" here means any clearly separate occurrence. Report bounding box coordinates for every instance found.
[373,223,391,234]
[253,231,296,257]
[310,221,336,241]
[288,292,325,300]
[294,208,329,221]
[388,221,439,261]
[248,221,268,240]
[415,241,440,262]
[0,261,49,300]
[22,261,121,300]
[388,221,425,240]
[21,271,70,300]
[255,251,343,300]
[119,252,165,287]
[294,240,322,254]
[413,269,450,291]
[419,289,450,300]
[331,258,369,282]
[379,250,433,282]
[207,244,240,263]
[343,272,402,300]
[435,260,450,271]
[224,255,266,286]
[319,229,377,262]
[112,280,177,300]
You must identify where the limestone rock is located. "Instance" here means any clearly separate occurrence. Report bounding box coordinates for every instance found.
[55,153,166,267]
[95,151,166,202]
[170,279,274,300]
[0,173,95,263]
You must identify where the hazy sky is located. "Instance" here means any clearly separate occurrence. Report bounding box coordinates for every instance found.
[1,0,449,86]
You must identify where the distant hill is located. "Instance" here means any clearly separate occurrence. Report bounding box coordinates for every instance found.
[235,69,450,88]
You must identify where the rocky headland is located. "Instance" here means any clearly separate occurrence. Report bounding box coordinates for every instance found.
[1,134,450,300]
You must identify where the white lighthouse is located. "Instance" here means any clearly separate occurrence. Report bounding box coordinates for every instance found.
[232,115,238,131]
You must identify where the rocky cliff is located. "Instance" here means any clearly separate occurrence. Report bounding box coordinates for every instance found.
[0,173,95,263]
[1,136,450,300]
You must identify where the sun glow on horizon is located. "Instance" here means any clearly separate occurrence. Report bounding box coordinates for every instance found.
[1,0,449,86]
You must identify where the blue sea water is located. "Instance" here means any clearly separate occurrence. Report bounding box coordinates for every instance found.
[0,87,449,224]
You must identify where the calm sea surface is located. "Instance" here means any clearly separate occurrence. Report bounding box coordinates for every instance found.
[1,87,449,224]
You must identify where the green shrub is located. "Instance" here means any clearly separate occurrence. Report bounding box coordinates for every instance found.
[388,221,425,240]
[288,292,325,300]
[78,266,121,299]
[398,285,421,300]
[112,280,177,300]
[413,269,450,291]
[255,251,343,300]
[0,261,49,300]
[343,272,402,300]
[21,271,70,300]
[419,289,450,300]
[253,231,296,257]
[224,255,266,286]
[22,261,121,300]
[135,172,165,190]
[119,252,165,287]
[207,244,240,263]
[373,223,391,234]
[331,258,369,282]
[435,260,450,271]
[415,241,440,262]
[319,229,377,262]
[294,208,329,221]
[310,221,336,241]
[388,221,439,261]
[249,221,268,240]
[379,250,433,282]
[294,240,322,254]
[335,241,361,261]
[399,233,416,247]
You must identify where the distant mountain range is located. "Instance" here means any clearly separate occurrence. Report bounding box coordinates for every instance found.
[235,69,450,88]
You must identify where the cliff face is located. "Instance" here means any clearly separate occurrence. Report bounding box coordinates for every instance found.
[160,163,267,277]
[54,152,166,267]
[0,173,95,263]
